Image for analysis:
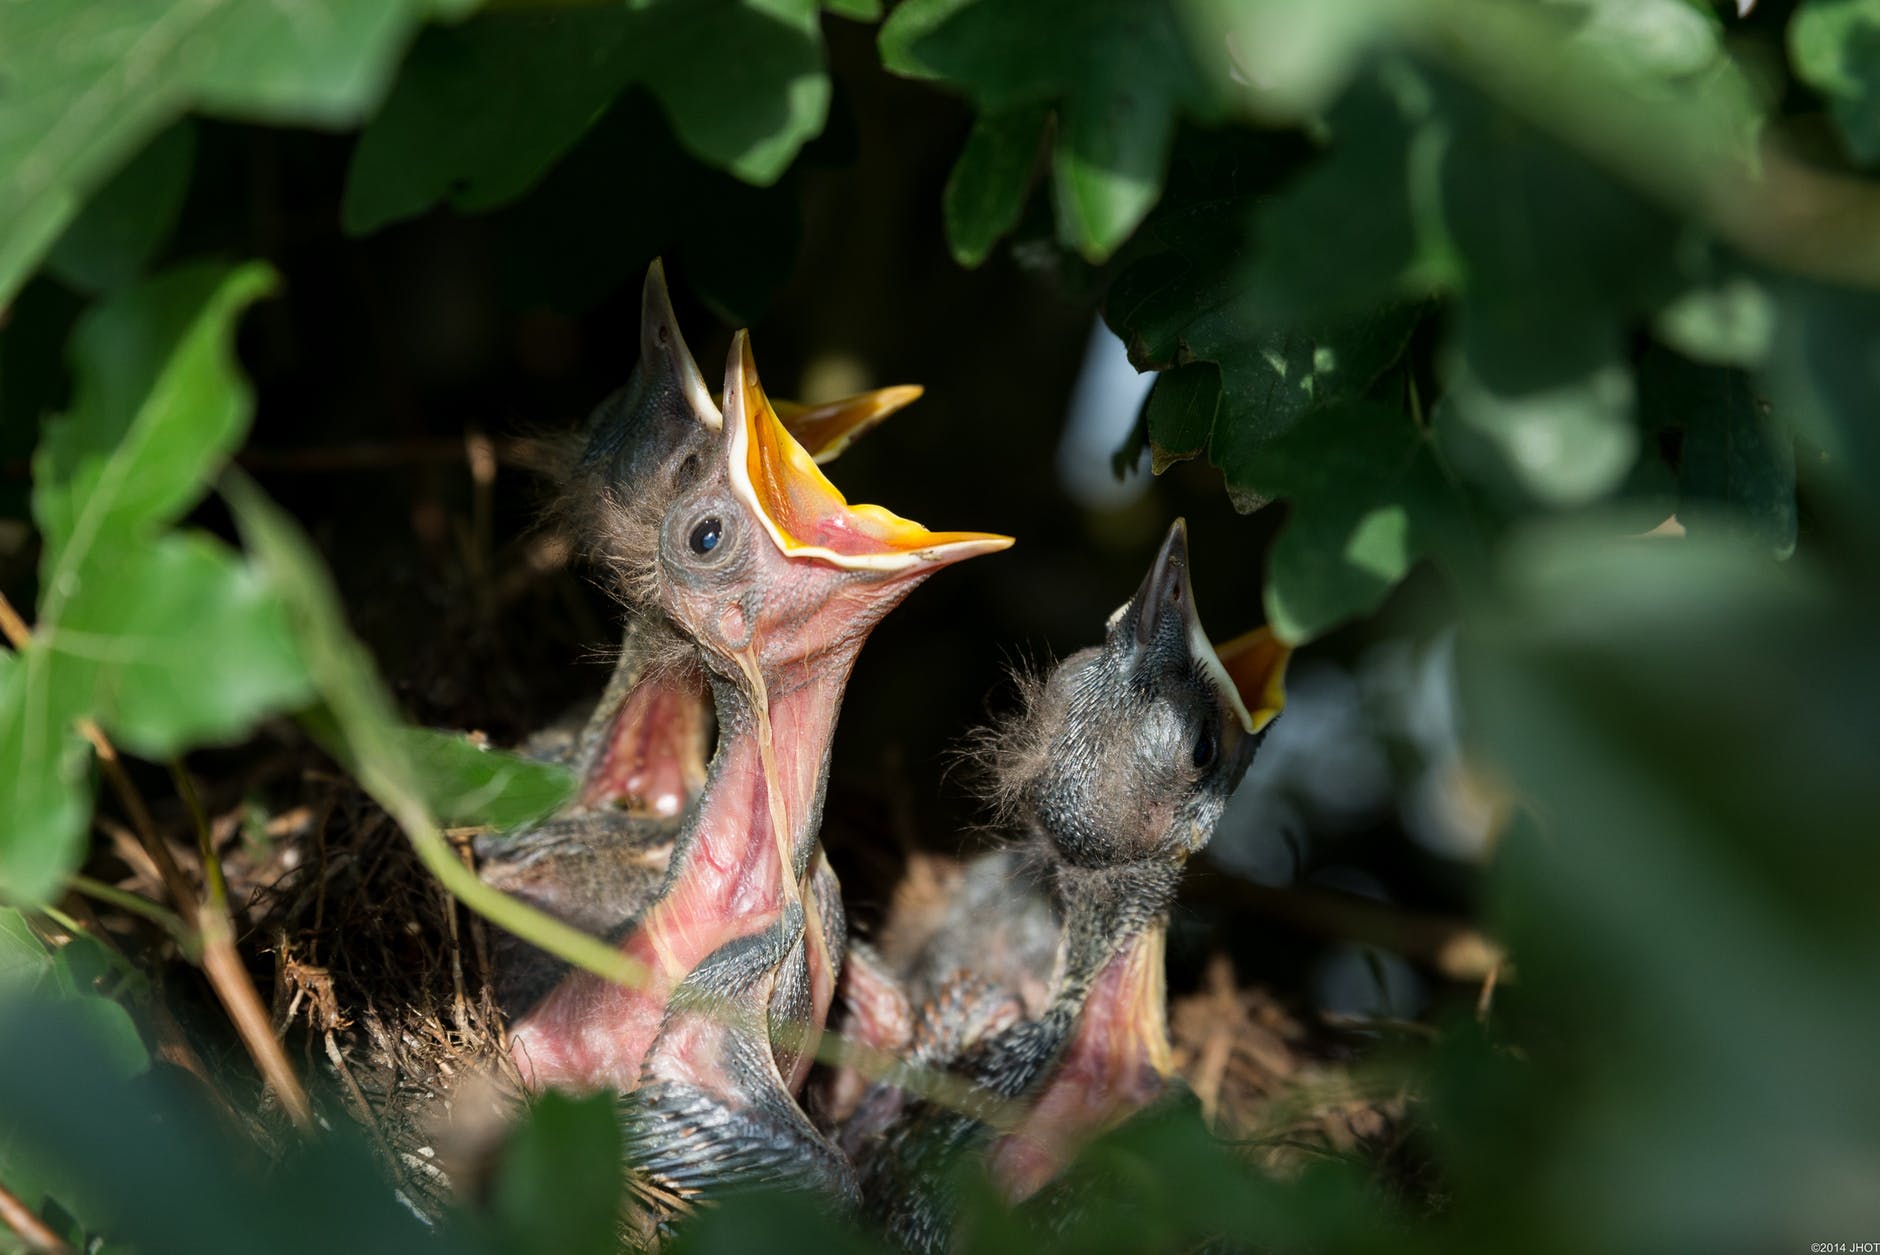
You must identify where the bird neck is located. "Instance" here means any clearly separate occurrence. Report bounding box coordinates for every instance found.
[678,645,857,893]
[978,857,1179,1201]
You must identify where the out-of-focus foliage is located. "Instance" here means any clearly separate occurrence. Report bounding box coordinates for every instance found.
[0,0,471,307]
[2,0,1879,1253]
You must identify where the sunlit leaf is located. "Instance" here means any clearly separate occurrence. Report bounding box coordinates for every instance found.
[1,263,312,907]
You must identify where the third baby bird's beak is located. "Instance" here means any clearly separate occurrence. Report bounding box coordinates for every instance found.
[1124,519,1290,735]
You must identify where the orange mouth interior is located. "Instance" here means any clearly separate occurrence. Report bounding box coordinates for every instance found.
[1215,627,1291,733]
[726,333,1013,570]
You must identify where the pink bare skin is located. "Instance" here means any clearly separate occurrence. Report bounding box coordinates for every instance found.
[578,672,710,818]
[988,930,1172,1201]
[508,652,853,1093]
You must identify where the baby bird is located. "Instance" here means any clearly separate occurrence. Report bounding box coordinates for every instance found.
[478,262,919,1013]
[842,520,1288,1251]
[508,333,1010,1221]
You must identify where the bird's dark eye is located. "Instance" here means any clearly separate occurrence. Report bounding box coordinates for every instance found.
[1191,724,1216,770]
[689,517,723,556]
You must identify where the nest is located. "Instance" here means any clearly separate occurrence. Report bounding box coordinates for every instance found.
[82,725,1421,1233]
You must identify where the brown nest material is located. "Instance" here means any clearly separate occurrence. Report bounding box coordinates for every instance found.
[201,755,525,1216]
[1168,955,1420,1180]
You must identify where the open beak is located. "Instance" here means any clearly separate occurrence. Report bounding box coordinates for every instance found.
[1126,519,1290,734]
[723,331,1013,572]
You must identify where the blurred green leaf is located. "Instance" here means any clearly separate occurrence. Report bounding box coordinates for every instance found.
[1436,350,1640,510]
[1436,84,1676,391]
[0,994,440,1255]
[1652,269,1778,367]
[1792,0,1880,164]
[1182,0,1396,121]
[665,1187,884,1255]
[1,263,312,907]
[1243,63,1452,322]
[402,727,574,829]
[1759,280,1880,535]
[0,0,443,306]
[882,0,1223,261]
[46,123,196,295]
[1459,527,1880,1250]
[487,1092,624,1255]
[1238,402,1486,643]
[345,0,829,234]
[943,106,1048,268]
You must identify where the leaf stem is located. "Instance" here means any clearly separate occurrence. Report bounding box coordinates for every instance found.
[0,1178,71,1254]
[0,591,29,650]
[66,875,196,955]
[83,725,310,1126]
[169,758,228,911]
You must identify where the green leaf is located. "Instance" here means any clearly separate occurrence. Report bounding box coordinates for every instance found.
[824,0,881,18]
[1103,160,1423,495]
[487,1092,624,1255]
[882,0,1223,261]
[401,727,575,830]
[1638,348,1796,555]
[342,10,647,235]
[49,533,310,756]
[33,262,277,565]
[0,0,439,306]
[46,123,196,295]
[1459,529,1880,1249]
[1792,0,1880,164]
[943,106,1048,268]
[1238,403,1486,643]
[0,909,51,994]
[344,0,829,233]
[0,263,312,907]
[1142,361,1221,474]
[634,0,830,188]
